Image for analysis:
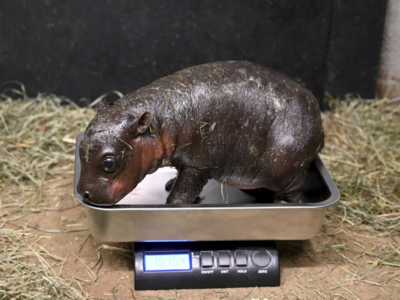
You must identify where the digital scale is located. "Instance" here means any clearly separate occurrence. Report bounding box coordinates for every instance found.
[74,133,339,290]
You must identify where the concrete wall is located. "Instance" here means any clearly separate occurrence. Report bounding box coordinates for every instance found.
[378,0,400,99]
[0,1,387,105]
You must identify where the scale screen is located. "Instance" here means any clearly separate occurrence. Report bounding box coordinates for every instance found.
[144,253,191,272]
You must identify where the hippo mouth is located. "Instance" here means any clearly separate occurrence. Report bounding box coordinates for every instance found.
[82,199,117,207]
[80,194,119,207]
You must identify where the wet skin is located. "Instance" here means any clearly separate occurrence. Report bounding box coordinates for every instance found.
[77,61,324,206]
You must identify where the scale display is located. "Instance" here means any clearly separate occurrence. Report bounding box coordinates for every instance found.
[134,241,280,290]
[144,253,191,271]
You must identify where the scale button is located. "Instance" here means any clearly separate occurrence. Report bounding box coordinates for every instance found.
[251,250,271,268]
[217,251,231,267]
[234,251,248,267]
[200,252,214,268]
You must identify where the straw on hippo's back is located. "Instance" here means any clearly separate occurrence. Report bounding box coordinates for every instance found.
[77,61,324,206]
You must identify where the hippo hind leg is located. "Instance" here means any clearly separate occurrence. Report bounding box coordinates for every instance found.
[271,163,307,204]
[273,175,304,203]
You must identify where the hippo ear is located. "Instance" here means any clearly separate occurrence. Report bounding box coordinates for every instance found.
[96,98,109,112]
[129,112,152,136]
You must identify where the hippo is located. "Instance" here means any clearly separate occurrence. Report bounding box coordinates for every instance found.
[77,61,324,206]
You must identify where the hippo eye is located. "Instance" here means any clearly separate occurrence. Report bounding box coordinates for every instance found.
[102,156,118,173]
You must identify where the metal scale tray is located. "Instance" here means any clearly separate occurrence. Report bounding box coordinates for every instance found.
[74,133,339,242]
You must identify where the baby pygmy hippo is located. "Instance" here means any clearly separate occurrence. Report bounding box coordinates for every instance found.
[77,61,324,206]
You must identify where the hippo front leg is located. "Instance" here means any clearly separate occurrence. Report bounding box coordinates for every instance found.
[166,168,207,204]
[165,177,176,192]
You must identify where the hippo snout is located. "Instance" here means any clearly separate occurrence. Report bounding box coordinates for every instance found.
[77,182,116,207]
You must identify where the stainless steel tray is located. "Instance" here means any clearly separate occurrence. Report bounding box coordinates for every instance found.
[74,133,339,242]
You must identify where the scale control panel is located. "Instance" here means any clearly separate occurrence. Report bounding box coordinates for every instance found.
[134,241,279,290]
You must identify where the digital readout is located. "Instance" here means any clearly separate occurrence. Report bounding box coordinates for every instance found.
[144,253,191,271]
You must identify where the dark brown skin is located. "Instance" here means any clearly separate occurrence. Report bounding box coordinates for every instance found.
[77,61,324,206]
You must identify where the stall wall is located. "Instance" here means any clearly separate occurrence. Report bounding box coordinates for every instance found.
[0,0,387,107]
[378,0,400,99]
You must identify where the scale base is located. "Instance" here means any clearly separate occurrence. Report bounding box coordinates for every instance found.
[133,241,280,290]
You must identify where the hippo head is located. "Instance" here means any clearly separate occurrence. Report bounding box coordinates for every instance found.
[77,102,155,206]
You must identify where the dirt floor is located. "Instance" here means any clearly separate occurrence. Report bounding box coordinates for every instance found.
[2,177,399,300]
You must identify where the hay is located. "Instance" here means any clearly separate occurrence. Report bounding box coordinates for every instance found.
[321,96,400,234]
[0,228,83,299]
[1,89,94,299]
[0,85,399,298]
[0,92,94,192]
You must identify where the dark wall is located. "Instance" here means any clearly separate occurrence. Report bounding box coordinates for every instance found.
[326,1,388,100]
[0,0,387,108]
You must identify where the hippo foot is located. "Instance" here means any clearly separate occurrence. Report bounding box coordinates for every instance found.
[194,195,205,204]
[273,199,289,204]
[166,195,203,204]
[274,190,301,203]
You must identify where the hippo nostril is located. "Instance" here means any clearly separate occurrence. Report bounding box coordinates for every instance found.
[83,191,90,199]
